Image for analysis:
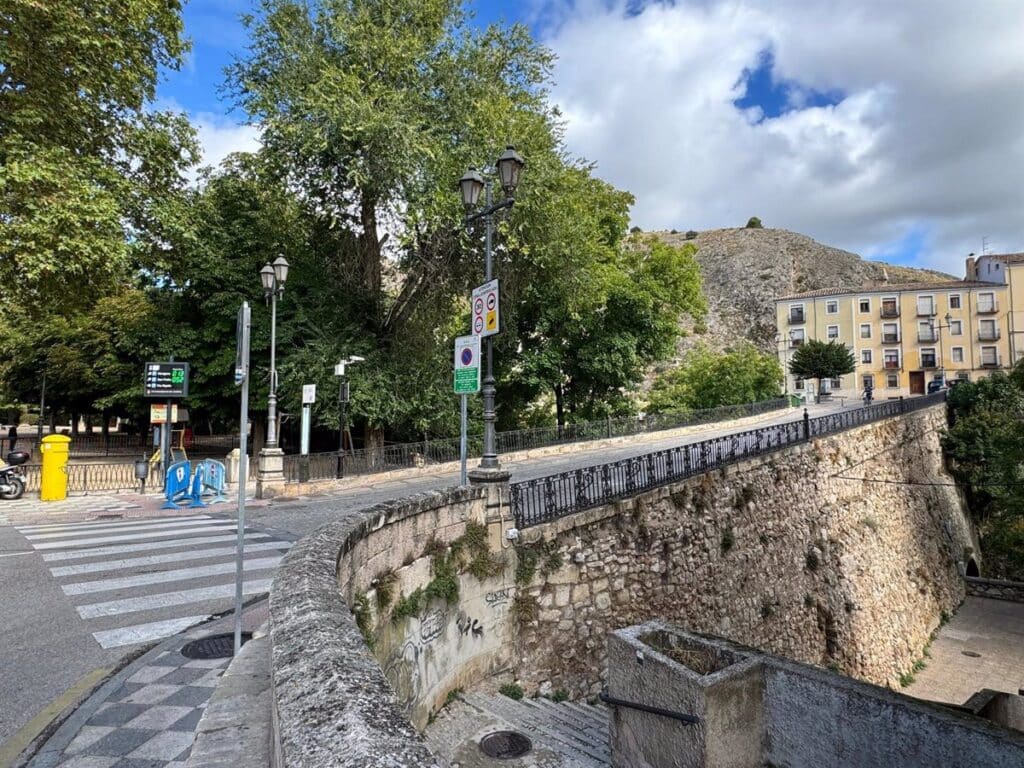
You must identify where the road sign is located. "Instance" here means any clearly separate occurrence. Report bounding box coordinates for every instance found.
[454,335,481,394]
[302,384,317,405]
[150,404,179,424]
[235,303,251,385]
[471,279,500,338]
[145,362,189,398]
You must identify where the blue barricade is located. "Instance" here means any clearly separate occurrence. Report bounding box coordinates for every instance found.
[162,460,192,509]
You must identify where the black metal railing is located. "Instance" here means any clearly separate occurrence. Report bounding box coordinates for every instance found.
[282,398,791,484]
[510,392,947,528]
[10,432,241,459]
[21,462,164,495]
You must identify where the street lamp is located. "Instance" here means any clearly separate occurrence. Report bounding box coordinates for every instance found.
[334,356,364,478]
[459,145,525,480]
[932,312,953,387]
[256,255,288,497]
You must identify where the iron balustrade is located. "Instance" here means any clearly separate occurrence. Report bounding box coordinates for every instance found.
[510,392,947,528]
[282,398,790,484]
[20,462,164,495]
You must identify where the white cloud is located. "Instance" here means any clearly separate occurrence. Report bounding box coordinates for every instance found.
[542,0,1024,275]
[191,112,262,172]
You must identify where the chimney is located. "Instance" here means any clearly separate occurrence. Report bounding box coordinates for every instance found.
[966,253,977,281]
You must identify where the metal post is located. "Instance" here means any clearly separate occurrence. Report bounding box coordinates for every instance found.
[163,399,172,471]
[803,408,810,441]
[234,314,251,655]
[37,370,46,444]
[460,394,468,486]
[266,292,279,449]
[478,181,499,472]
[337,381,347,479]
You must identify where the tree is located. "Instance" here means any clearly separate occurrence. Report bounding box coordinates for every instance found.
[745,216,763,228]
[787,340,855,400]
[648,343,783,413]
[0,0,196,310]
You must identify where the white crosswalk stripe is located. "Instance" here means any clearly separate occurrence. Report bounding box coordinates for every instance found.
[15,515,292,650]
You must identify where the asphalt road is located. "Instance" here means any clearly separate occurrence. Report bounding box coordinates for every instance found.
[0,399,851,755]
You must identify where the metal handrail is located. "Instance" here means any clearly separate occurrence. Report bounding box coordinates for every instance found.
[599,691,700,725]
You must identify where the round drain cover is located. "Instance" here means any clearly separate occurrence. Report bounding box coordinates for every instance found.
[480,730,532,759]
[180,632,251,660]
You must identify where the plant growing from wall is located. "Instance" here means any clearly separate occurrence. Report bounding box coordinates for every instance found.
[352,593,374,649]
[515,538,563,585]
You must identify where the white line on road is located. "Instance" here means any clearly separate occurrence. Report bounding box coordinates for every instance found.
[0,551,33,558]
[22,518,229,540]
[77,579,273,619]
[49,541,291,577]
[62,556,285,595]
[16,514,211,533]
[41,533,267,561]
[91,615,212,649]
[30,524,240,550]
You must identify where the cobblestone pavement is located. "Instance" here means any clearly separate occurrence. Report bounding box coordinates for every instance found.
[26,603,268,768]
[905,596,1024,705]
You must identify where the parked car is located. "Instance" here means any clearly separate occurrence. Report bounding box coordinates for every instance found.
[927,379,946,394]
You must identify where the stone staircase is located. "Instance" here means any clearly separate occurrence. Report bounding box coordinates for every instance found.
[459,692,611,766]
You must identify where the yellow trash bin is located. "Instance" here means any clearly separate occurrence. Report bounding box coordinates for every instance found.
[40,434,71,501]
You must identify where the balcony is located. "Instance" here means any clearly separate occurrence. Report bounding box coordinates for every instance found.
[981,357,1001,368]
[977,301,999,315]
[916,306,936,317]
[880,306,900,318]
[978,328,1001,341]
[882,333,900,343]
[884,360,901,369]
[788,312,805,325]
[917,330,938,343]
[921,359,938,369]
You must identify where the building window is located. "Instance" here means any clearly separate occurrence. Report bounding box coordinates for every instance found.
[921,348,937,368]
[830,377,842,389]
[881,298,898,318]
[981,346,999,367]
[862,374,875,390]
[956,371,970,381]
[882,323,899,343]
[979,319,999,341]
[917,295,935,316]
[884,350,900,369]
[788,304,805,324]
[918,321,936,342]
[790,328,805,347]
[827,325,839,340]
[825,300,838,314]
[860,324,872,339]
[795,378,805,390]
[886,373,899,388]
[949,294,961,310]
[978,292,997,313]
[859,298,870,313]
[949,319,962,336]
[951,347,964,363]
[861,349,873,364]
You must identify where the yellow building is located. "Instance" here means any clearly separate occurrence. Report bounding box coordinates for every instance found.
[774,253,1024,400]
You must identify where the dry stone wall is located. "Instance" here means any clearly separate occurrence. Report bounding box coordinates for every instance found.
[512,405,973,697]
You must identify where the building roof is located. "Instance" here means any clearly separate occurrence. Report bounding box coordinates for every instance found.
[989,252,1024,264]
[776,280,1002,302]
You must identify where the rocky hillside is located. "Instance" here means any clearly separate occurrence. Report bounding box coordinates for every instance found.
[656,227,956,354]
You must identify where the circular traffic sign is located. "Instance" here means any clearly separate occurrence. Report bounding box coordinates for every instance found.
[474,317,484,333]
[461,348,474,366]
[486,292,496,310]
[474,298,484,314]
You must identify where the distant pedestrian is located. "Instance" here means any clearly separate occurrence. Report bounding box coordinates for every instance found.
[7,424,17,453]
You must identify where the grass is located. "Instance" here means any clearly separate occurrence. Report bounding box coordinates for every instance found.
[499,682,524,700]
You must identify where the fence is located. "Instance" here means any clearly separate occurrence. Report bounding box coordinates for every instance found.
[510,392,947,529]
[8,433,239,459]
[282,398,791,484]
[20,462,165,495]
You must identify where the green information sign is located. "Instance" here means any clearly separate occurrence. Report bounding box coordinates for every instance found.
[454,335,480,394]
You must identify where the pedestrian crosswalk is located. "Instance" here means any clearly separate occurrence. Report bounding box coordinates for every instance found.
[15,514,292,649]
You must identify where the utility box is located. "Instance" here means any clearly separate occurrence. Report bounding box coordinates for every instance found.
[40,434,71,501]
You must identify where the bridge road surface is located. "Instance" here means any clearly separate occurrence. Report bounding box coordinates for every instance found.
[0,399,850,753]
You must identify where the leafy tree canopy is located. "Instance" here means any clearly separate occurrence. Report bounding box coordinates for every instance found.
[647,343,782,413]
[788,340,855,391]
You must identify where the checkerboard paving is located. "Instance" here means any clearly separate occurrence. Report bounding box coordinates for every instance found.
[50,649,230,768]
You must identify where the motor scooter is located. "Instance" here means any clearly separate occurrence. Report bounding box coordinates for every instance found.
[0,451,29,500]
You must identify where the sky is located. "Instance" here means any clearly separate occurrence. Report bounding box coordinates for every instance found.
[158,0,1024,277]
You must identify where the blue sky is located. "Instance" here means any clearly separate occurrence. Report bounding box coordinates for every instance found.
[158,1,1024,277]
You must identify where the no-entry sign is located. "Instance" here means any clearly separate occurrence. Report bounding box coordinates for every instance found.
[454,335,481,394]
[471,279,500,338]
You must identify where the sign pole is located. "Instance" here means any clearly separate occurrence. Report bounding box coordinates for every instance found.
[234,302,251,655]
[460,394,468,486]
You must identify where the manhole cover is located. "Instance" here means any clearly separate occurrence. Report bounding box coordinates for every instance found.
[479,730,532,759]
[181,632,251,659]
[962,650,982,658]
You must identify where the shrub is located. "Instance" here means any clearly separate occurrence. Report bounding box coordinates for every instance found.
[745,216,763,228]
[499,682,524,700]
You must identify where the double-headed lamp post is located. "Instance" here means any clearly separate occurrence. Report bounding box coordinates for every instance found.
[458,145,525,480]
[257,255,288,495]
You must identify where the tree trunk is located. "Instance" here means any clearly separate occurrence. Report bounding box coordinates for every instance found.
[358,188,383,330]
[71,411,80,436]
[364,424,384,469]
[554,382,565,437]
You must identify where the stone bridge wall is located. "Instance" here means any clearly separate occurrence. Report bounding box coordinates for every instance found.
[512,404,973,696]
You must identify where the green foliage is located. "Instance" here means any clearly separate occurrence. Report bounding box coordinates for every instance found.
[745,217,763,228]
[684,230,698,240]
[788,340,856,396]
[515,539,563,585]
[551,689,570,703]
[648,344,782,412]
[375,573,397,610]
[511,593,540,624]
[943,363,1024,580]
[720,527,736,553]
[352,593,374,649]
[499,682,524,700]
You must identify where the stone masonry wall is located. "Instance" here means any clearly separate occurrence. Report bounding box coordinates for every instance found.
[512,405,974,698]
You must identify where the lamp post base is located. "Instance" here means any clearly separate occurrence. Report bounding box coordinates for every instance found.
[467,466,510,485]
[256,447,286,499]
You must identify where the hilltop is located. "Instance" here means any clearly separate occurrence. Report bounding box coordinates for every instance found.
[655,227,956,354]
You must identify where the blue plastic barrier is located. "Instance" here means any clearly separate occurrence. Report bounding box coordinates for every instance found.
[198,459,228,503]
[162,460,193,509]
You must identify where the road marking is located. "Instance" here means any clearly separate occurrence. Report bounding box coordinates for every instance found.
[77,579,273,619]
[41,532,266,561]
[0,665,112,768]
[49,541,291,577]
[0,551,33,558]
[30,524,239,550]
[62,555,285,595]
[21,518,229,540]
[91,615,211,650]
[16,514,211,533]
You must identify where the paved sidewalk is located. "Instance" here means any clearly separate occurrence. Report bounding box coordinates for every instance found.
[24,603,268,768]
[906,596,1024,705]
